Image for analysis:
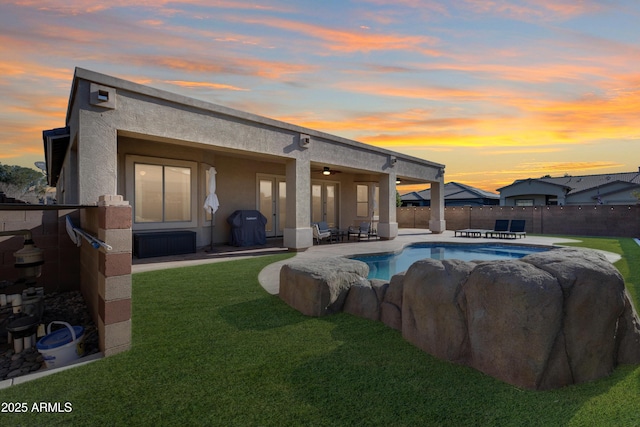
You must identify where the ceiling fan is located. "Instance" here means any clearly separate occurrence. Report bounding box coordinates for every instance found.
[312,166,342,176]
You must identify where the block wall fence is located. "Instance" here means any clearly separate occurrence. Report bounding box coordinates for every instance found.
[397,205,640,237]
[1,208,80,292]
[0,195,132,357]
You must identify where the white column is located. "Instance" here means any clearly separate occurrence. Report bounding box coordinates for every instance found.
[429,180,446,233]
[377,172,398,240]
[283,158,313,250]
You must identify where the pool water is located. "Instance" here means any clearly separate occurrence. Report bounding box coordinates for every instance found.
[351,243,551,280]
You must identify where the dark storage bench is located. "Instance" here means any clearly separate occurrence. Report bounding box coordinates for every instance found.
[133,231,196,258]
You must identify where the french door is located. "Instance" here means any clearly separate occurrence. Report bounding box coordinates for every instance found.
[257,176,286,237]
[311,181,339,228]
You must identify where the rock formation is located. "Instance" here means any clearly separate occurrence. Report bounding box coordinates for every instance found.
[278,247,640,390]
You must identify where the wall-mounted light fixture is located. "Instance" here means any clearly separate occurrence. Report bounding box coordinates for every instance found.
[323,167,331,176]
[299,134,310,148]
[395,178,401,184]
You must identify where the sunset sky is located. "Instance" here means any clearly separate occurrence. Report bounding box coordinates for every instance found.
[1,0,639,193]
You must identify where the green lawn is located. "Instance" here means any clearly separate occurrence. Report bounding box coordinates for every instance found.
[1,238,639,426]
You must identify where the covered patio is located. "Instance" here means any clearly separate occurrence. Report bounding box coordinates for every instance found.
[45,68,446,252]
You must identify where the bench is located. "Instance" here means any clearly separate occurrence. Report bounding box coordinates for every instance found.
[133,231,196,258]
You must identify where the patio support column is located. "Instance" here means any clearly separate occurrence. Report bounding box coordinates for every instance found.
[77,109,118,205]
[378,172,398,240]
[283,158,313,250]
[429,179,446,233]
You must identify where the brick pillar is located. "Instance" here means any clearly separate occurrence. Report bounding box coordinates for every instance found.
[96,195,132,357]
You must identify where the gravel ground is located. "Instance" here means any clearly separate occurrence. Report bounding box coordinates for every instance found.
[0,291,99,381]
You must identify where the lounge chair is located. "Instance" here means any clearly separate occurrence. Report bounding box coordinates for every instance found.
[499,220,526,239]
[484,219,511,238]
[454,228,485,238]
[312,223,333,244]
[455,219,510,238]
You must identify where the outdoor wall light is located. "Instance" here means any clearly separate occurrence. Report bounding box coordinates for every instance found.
[395,178,401,184]
[299,134,310,148]
[323,167,331,176]
[97,90,109,102]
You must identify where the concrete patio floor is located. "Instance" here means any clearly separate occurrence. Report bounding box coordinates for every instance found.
[132,229,622,295]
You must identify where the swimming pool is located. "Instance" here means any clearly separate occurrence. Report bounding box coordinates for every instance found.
[351,243,552,280]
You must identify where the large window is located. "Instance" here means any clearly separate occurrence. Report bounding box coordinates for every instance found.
[134,163,191,223]
[126,155,197,228]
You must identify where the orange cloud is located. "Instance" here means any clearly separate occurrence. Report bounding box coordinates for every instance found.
[10,0,290,15]
[165,80,249,91]
[234,16,442,56]
[360,0,603,21]
[124,54,315,80]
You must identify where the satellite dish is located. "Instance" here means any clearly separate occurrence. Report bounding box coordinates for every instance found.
[34,161,46,171]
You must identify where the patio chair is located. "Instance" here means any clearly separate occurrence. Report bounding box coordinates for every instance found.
[312,223,333,244]
[317,221,334,234]
[348,222,377,240]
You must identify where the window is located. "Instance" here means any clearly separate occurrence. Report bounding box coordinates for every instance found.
[356,184,369,217]
[134,163,191,223]
[515,199,534,207]
[126,155,197,228]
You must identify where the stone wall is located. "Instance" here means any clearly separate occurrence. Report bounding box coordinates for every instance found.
[397,205,640,237]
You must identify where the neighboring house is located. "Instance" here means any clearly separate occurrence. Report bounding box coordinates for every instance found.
[497,169,640,206]
[42,68,447,252]
[400,182,499,207]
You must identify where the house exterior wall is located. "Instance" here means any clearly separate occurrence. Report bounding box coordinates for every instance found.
[56,68,446,250]
[500,181,567,206]
[566,182,636,205]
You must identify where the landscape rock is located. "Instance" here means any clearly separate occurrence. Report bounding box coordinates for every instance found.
[384,272,404,308]
[460,260,563,389]
[380,302,402,331]
[370,279,389,304]
[280,247,640,390]
[523,248,626,384]
[615,291,640,365]
[403,259,474,364]
[343,279,380,321]
[279,257,369,317]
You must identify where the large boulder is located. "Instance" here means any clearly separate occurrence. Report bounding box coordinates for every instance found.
[460,260,563,389]
[403,259,474,364]
[380,273,405,331]
[279,257,368,317]
[279,247,640,390]
[616,291,640,364]
[343,278,381,321]
[522,248,626,384]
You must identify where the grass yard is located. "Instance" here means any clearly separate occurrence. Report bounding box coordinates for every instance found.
[0,237,639,426]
